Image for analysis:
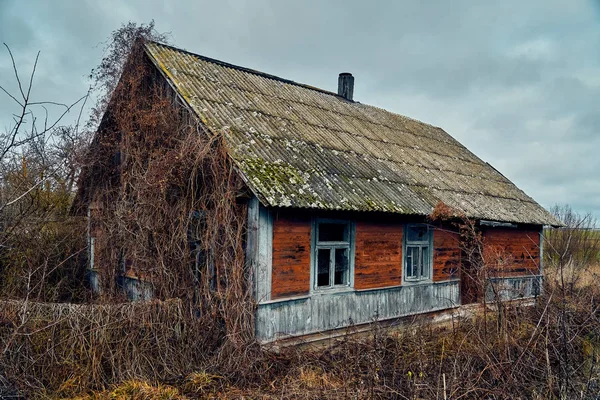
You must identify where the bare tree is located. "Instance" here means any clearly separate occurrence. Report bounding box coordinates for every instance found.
[0,44,90,303]
[0,43,88,217]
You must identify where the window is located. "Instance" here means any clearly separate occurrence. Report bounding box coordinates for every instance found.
[404,224,432,282]
[187,210,215,290]
[313,220,354,290]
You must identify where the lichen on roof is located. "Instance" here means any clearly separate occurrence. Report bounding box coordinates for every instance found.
[144,41,559,226]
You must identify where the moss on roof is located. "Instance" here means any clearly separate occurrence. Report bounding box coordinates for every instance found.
[144,41,559,226]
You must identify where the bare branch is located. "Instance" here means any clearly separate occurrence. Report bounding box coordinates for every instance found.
[0,84,23,107]
[3,43,26,101]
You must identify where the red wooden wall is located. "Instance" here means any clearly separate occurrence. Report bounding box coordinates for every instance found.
[269,213,541,301]
[354,221,403,290]
[271,213,311,299]
[433,228,461,281]
[482,228,541,276]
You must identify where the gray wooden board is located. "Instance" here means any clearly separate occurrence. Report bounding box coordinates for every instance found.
[256,280,460,342]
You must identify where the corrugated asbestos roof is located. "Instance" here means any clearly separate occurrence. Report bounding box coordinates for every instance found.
[144,41,559,226]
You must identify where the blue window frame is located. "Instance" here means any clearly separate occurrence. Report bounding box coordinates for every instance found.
[311,219,355,290]
[404,224,433,282]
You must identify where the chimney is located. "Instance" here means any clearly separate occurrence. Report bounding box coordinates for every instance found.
[337,72,354,101]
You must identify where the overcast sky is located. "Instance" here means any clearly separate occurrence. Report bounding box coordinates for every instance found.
[1,0,599,217]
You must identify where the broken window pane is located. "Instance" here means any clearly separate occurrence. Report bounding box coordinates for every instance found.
[318,223,347,242]
[317,248,330,287]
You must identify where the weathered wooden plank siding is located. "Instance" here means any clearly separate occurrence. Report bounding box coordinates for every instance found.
[117,276,154,301]
[354,221,403,289]
[260,213,466,342]
[256,281,460,342]
[483,228,541,276]
[271,212,311,299]
[247,198,273,302]
[433,227,461,281]
[486,275,542,302]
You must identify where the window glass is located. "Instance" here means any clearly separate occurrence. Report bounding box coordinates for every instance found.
[317,248,331,287]
[314,220,353,290]
[406,246,413,278]
[405,225,432,282]
[421,247,430,279]
[406,225,429,242]
[406,246,419,279]
[334,248,349,285]
[318,223,347,242]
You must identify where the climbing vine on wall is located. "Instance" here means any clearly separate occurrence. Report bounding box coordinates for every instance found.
[85,38,254,347]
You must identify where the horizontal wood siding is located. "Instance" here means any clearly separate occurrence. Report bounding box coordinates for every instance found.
[256,280,460,342]
[271,213,311,299]
[433,228,461,281]
[354,222,403,289]
[486,276,542,302]
[483,228,541,276]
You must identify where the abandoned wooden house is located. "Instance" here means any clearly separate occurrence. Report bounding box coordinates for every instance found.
[76,41,559,343]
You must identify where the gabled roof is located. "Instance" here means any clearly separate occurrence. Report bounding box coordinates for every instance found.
[144,41,558,226]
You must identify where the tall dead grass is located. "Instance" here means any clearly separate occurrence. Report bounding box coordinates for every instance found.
[2,273,598,399]
[0,298,220,396]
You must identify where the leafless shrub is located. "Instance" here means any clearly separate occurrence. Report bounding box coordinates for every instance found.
[0,298,218,396]
[544,204,600,291]
[0,42,90,304]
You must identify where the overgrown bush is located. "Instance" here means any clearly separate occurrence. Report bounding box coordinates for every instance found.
[0,217,87,302]
[0,156,88,302]
[0,40,89,303]
[2,275,599,399]
[0,299,220,397]
[79,31,253,344]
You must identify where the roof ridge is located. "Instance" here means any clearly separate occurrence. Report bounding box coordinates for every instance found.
[359,102,445,135]
[146,40,348,101]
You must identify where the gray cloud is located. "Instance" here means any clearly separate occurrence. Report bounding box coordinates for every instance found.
[1,0,599,218]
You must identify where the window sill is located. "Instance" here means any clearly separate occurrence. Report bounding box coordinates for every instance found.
[403,279,461,286]
[259,294,310,305]
[402,279,434,286]
[310,286,355,296]
[355,284,403,293]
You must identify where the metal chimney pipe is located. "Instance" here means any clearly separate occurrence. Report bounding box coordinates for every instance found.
[337,72,354,101]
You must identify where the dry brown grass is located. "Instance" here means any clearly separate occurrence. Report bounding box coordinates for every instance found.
[3,273,600,399]
[545,262,600,288]
[0,298,220,397]
[68,380,184,400]
[578,263,600,287]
